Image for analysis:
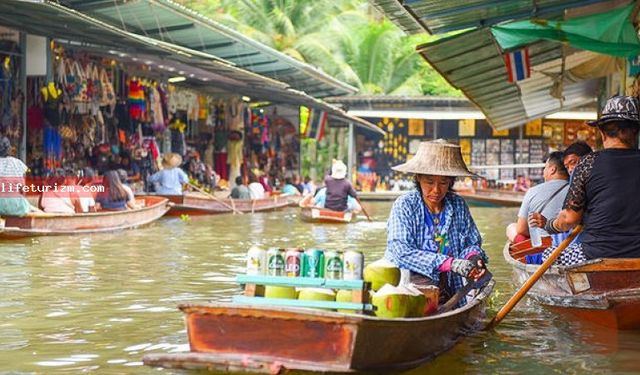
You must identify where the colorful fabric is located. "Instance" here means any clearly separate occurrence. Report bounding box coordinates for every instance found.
[384,191,486,294]
[304,109,328,141]
[127,80,146,120]
[504,48,530,82]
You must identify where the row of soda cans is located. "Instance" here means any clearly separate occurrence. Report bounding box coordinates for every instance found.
[246,247,364,280]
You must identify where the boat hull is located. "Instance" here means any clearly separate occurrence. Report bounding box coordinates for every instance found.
[0,196,169,238]
[144,281,494,373]
[503,242,640,329]
[145,193,294,216]
[457,189,524,207]
[300,207,354,223]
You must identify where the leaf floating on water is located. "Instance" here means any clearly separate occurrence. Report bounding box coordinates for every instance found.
[180,214,191,222]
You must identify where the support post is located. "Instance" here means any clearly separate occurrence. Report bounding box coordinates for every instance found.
[19,32,27,162]
[347,122,354,182]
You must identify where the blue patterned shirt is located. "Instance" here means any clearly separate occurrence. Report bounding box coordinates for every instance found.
[384,190,487,293]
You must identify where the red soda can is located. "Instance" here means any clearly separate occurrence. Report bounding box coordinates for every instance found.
[285,249,303,277]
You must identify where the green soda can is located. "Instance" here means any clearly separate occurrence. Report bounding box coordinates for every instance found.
[266,248,285,276]
[324,250,343,279]
[302,249,325,278]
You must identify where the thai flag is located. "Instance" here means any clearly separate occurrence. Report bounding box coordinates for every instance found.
[305,110,328,142]
[504,48,530,82]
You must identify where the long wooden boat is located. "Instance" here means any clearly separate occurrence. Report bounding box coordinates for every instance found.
[143,281,494,373]
[144,193,294,216]
[456,188,524,207]
[300,207,355,223]
[0,196,169,238]
[504,240,640,329]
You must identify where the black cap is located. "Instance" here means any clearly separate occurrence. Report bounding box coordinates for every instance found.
[587,95,640,127]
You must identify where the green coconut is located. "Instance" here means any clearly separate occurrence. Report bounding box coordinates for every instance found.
[399,284,427,318]
[364,258,401,292]
[298,288,336,302]
[371,284,411,318]
[264,285,297,299]
[335,289,354,314]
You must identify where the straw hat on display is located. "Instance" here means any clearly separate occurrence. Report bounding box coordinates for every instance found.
[331,159,348,179]
[162,153,183,169]
[392,139,476,177]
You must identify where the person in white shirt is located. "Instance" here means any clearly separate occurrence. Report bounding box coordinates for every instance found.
[248,173,265,199]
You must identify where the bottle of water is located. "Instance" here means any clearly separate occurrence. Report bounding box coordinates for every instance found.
[530,226,542,248]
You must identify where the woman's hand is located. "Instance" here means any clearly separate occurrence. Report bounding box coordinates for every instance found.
[452,256,487,281]
[528,212,547,229]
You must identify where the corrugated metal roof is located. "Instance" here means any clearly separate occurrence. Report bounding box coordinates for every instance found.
[370,0,610,34]
[0,1,381,134]
[59,0,357,98]
[417,28,602,129]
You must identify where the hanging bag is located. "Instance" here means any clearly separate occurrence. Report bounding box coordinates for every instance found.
[70,61,90,114]
[100,67,117,109]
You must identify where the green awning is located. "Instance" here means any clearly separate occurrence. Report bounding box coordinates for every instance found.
[491,4,640,57]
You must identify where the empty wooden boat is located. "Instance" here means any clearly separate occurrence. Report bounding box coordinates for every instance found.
[504,240,640,329]
[0,196,169,238]
[456,189,524,207]
[143,280,494,373]
[144,193,294,216]
[300,207,355,223]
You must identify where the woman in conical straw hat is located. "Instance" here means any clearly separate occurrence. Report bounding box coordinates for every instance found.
[384,139,489,303]
[147,153,189,195]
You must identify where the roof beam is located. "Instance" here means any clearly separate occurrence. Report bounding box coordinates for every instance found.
[141,23,195,36]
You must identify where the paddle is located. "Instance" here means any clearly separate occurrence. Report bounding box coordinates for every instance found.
[489,224,583,327]
[438,270,493,314]
[187,182,244,215]
[355,197,373,222]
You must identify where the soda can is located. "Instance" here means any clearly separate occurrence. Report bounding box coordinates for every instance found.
[302,249,325,278]
[285,249,303,277]
[266,248,286,276]
[343,250,364,280]
[324,250,343,279]
[246,246,267,275]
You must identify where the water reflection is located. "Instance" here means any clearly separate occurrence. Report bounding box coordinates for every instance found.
[0,203,638,374]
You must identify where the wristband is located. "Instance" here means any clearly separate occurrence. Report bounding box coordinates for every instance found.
[544,217,561,234]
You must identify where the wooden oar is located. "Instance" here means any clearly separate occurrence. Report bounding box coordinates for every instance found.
[490,224,583,327]
[187,182,244,215]
[355,197,372,222]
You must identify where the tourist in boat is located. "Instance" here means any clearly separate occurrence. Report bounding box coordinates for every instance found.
[513,174,530,192]
[563,141,592,175]
[147,153,188,195]
[505,151,569,243]
[385,140,488,301]
[0,136,39,216]
[324,159,357,212]
[95,170,129,211]
[248,173,266,199]
[230,176,251,199]
[281,177,301,196]
[117,169,139,209]
[40,172,83,214]
[530,96,640,265]
[302,176,316,195]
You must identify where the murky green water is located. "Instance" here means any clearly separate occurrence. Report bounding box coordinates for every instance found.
[1,201,639,374]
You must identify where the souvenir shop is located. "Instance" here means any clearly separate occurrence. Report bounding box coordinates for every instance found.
[0,33,306,191]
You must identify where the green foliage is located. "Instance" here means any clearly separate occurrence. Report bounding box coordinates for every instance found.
[175,0,461,96]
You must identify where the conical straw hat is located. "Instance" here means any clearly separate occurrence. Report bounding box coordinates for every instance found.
[162,153,183,169]
[392,139,476,177]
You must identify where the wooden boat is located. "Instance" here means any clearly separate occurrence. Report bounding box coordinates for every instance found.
[0,196,169,238]
[504,240,640,329]
[144,193,294,216]
[456,188,524,207]
[300,207,354,223]
[143,281,494,373]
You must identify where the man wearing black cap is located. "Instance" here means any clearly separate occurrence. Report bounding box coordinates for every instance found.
[530,95,640,265]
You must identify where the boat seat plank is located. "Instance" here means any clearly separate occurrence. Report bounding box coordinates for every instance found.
[236,275,367,290]
[565,258,640,273]
[233,295,374,311]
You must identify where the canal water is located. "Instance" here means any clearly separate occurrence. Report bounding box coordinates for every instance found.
[1,201,639,374]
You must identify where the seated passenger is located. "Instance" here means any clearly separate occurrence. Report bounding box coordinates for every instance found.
[95,170,129,211]
[147,153,188,195]
[506,152,569,243]
[248,173,266,199]
[41,173,83,214]
[306,187,361,213]
[324,159,357,212]
[281,177,301,196]
[230,176,251,199]
[530,96,640,265]
[0,137,39,216]
[563,141,592,175]
[117,169,138,209]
